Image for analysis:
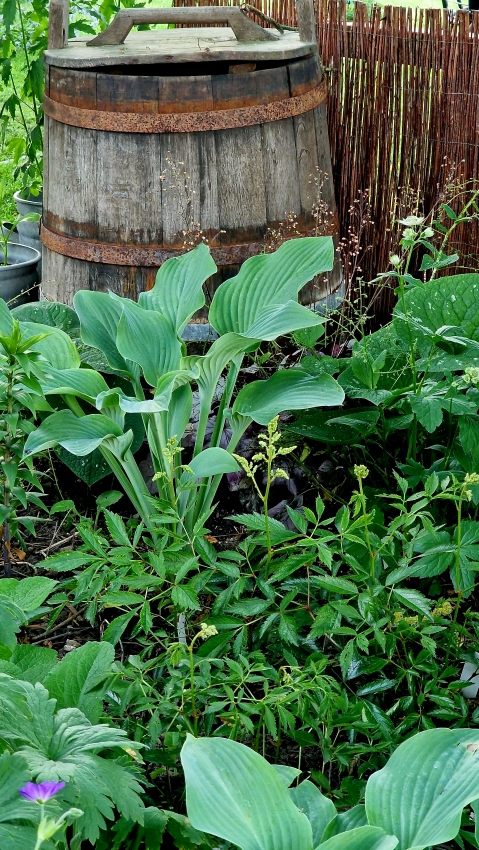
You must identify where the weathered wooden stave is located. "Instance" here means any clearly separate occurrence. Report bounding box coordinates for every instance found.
[42,52,339,310]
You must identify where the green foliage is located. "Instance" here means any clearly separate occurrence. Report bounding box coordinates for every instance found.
[0,644,145,845]
[0,303,55,566]
[0,0,162,195]
[0,576,57,650]
[22,239,341,539]
[181,730,479,850]
[0,751,49,850]
[4,200,479,850]
[182,735,313,850]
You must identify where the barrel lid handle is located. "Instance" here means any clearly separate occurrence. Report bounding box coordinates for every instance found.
[87,6,279,46]
[48,0,69,49]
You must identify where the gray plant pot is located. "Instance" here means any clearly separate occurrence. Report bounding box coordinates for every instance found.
[13,190,42,278]
[2,223,19,244]
[0,243,40,308]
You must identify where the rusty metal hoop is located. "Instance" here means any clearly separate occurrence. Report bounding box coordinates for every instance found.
[43,80,327,133]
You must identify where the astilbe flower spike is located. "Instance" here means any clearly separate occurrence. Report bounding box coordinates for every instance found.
[19,781,65,803]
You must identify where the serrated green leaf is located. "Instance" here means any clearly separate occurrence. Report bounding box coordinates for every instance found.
[9,645,57,684]
[392,588,433,619]
[102,611,136,646]
[0,577,57,612]
[172,585,200,611]
[43,642,114,723]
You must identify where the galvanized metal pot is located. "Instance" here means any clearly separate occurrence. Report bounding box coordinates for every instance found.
[0,243,40,307]
[14,191,42,278]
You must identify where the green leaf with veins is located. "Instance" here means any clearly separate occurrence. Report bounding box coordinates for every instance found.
[209,237,333,336]
[0,676,145,845]
[43,642,115,723]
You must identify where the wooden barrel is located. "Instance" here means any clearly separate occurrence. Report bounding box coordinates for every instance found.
[42,8,340,318]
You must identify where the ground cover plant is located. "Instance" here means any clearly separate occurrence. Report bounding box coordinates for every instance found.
[4,222,479,848]
[4,0,479,845]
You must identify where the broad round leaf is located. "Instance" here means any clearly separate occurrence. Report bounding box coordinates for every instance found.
[396,274,479,343]
[24,411,123,457]
[209,237,334,336]
[366,728,479,850]
[181,734,313,850]
[233,370,345,425]
[183,448,240,480]
[12,301,80,334]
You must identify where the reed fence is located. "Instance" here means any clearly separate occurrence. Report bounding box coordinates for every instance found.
[175,0,479,316]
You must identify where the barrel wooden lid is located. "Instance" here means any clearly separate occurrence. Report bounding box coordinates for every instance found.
[44,29,315,69]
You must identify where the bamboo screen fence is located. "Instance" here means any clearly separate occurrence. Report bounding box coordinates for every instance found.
[174,0,479,315]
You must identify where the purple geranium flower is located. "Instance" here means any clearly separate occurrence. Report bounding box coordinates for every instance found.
[19,781,65,803]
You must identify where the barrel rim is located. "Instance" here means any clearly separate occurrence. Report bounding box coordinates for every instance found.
[44,30,314,68]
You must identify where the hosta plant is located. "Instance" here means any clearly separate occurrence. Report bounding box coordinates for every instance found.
[20,238,344,540]
[180,728,479,850]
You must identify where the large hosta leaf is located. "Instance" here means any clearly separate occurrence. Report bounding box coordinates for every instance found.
[74,291,130,374]
[396,274,479,342]
[289,781,336,847]
[233,369,344,425]
[41,366,109,403]
[182,448,240,481]
[181,734,313,850]
[365,728,479,850]
[116,300,181,386]
[245,301,325,342]
[209,237,334,336]
[322,806,368,841]
[319,826,398,850]
[24,410,123,457]
[0,298,14,334]
[21,321,80,369]
[139,242,216,333]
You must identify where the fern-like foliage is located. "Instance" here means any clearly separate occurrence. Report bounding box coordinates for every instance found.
[0,675,145,843]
